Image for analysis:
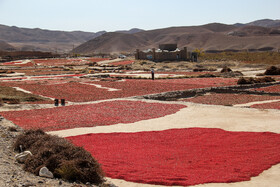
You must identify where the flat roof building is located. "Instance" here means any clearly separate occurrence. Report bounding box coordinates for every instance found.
[135,44,198,62]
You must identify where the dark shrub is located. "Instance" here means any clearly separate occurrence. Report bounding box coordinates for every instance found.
[264,66,280,75]
[237,77,253,84]
[25,96,41,102]
[14,129,104,185]
[257,77,275,83]
[8,126,18,132]
[237,77,275,85]
[193,68,207,72]
[221,66,232,73]
[6,98,20,104]
[198,73,217,78]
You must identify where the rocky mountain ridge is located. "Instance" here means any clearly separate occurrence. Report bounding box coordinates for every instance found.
[0,19,279,53]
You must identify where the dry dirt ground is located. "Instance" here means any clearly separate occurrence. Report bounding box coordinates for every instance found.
[0,118,91,187]
[0,60,279,187]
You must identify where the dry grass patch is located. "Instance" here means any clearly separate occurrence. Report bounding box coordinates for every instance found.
[202,51,280,65]
[0,85,50,104]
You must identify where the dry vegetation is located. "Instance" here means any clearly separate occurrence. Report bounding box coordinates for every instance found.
[237,77,275,84]
[0,85,50,104]
[130,52,280,76]
[130,60,189,71]
[201,51,280,65]
[13,129,105,185]
[264,66,280,75]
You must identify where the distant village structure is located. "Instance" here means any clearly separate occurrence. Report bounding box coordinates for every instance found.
[135,44,198,62]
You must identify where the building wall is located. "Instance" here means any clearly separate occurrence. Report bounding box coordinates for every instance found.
[135,47,194,62]
[159,44,177,51]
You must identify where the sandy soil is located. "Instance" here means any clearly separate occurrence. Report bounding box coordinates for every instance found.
[234,68,264,77]
[234,99,280,107]
[97,58,123,65]
[80,82,121,91]
[0,72,25,77]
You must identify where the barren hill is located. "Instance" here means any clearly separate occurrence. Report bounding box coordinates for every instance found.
[234,19,280,28]
[73,23,280,54]
[0,25,145,53]
[247,19,280,28]
[0,24,105,53]
[1,19,280,54]
[0,40,15,51]
[116,28,145,34]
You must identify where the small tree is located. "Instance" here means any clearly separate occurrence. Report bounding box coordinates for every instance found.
[193,48,205,57]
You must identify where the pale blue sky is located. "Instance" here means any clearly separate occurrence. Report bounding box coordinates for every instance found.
[0,0,279,32]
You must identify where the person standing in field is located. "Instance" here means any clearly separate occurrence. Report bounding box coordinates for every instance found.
[151,68,155,80]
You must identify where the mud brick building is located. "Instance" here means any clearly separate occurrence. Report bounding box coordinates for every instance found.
[135,44,198,62]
